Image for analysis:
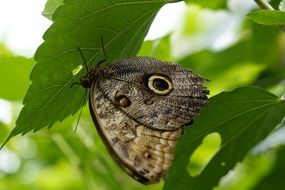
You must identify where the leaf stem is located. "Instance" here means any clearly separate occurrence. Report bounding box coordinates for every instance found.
[254,0,285,32]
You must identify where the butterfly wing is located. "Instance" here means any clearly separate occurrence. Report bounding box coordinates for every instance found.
[89,83,182,184]
[89,57,208,183]
[98,57,208,131]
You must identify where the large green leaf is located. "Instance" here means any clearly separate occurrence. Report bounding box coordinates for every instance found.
[2,0,175,146]
[164,87,285,190]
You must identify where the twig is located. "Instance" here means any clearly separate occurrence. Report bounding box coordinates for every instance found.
[254,0,274,10]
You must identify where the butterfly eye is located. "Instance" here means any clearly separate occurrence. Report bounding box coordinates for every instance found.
[147,74,173,95]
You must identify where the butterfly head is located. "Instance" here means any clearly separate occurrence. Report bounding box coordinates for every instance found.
[80,76,93,88]
[80,67,104,88]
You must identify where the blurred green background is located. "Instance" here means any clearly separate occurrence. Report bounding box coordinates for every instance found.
[0,0,285,190]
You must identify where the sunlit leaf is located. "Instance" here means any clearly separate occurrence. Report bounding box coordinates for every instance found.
[138,36,174,61]
[247,10,285,25]
[2,0,171,146]
[179,23,282,95]
[279,0,285,12]
[42,0,64,20]
[0,44,13,56]
[0,56,34,100]
[217,152,274,190]
[0,121,8,143]
[185,0,227,9]
[252,145,285,190]
[164,87,285,190]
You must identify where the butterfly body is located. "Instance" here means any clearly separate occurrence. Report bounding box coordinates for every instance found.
[84,57,208,184]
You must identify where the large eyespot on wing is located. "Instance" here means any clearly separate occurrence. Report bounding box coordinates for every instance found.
[99,56,209,131]
[89,84,182,184]
[144,74,173,96]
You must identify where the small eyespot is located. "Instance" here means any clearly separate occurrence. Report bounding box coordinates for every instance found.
[115,95,131,108]
[146,74,173,95]
[144,151,152,159]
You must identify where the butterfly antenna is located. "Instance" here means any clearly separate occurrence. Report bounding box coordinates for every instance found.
[77,47,89,73]
[74,89,88,132]
[101,35,107,61]
[97,35,107,66]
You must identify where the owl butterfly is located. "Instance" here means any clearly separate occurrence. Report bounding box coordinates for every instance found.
[79,53,208,184]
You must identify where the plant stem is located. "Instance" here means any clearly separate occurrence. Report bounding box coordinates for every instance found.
[254,0,274,10]
[254,0,285,32]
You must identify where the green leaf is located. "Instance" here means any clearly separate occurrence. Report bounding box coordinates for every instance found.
[42,0,64,20]
[279,0,285,12]
[2,0,168,147]
[138,36,174,61]
[270,0,282,9]
[206,62,266,95]
[164,86,285,190]
[185,0,227,10]
[0,56,34,100]
[179,23,282,95]
[0,44,13,56]
[247,10,285,25]
[253,145,285,190]
[0,121,8,143]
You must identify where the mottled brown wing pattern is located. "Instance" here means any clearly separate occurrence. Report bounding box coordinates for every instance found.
[89,85,182,184]
[98,57,208,131]
[86,56,208,184]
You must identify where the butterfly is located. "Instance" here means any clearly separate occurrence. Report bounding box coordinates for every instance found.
[77,48,208,184]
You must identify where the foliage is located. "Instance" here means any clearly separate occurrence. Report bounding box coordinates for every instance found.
[252,145,285,190]
[42,0,64,20]
[248,10,285,25]
[2,0,167,145]
[185,0,227,9]
[164,87,285,190]
[0,0,285,190]
[280,0,285,11]
[0,53,34,101]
